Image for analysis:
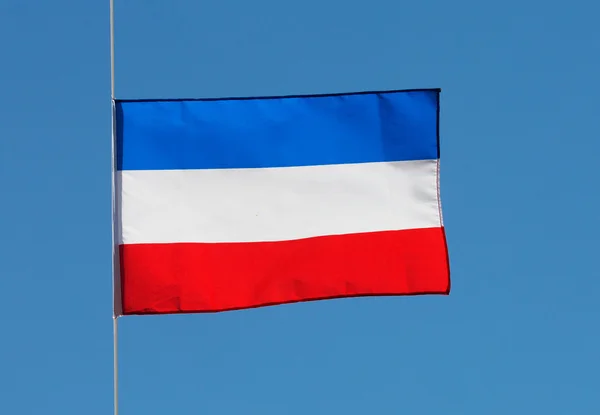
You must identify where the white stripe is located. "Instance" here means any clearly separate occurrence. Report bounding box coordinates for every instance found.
[117,160,441,244]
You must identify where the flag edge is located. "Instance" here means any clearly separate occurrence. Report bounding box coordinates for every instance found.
[114,87,441,103]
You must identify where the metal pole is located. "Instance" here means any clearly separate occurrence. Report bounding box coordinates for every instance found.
[110,0,115,98]
[110,1,118,415]
[113,316,119,415]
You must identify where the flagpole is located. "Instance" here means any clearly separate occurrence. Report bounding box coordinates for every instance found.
[110,0,118,414]
[113,316,119,415]
[110,0,115,98]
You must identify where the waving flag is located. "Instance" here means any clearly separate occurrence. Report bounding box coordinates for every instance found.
[113,88,450,316]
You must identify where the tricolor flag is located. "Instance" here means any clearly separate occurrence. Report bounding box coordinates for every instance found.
[113,88,450,316]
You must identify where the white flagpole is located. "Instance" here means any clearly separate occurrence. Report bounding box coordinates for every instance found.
[110,0,119,414]
[110,0,115,98]
[113,317,119,415]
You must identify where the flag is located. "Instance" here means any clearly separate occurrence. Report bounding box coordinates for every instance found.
[113,88,450,316]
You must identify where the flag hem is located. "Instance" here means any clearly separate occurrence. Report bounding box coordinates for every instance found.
[112,98,123,318]
[121,288,451,316]
[114,87,441,103]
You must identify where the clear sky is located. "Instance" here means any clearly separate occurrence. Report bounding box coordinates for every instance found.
[1,0,599,413]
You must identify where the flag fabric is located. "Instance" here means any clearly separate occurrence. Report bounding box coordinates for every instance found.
[113,88,450,316]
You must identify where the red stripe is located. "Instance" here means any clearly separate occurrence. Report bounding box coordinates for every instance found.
[119,227,450,315]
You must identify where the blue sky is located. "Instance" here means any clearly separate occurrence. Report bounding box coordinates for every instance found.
[1,0,599,413]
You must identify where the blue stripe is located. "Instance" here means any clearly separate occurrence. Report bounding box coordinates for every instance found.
[116,89,439,171]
